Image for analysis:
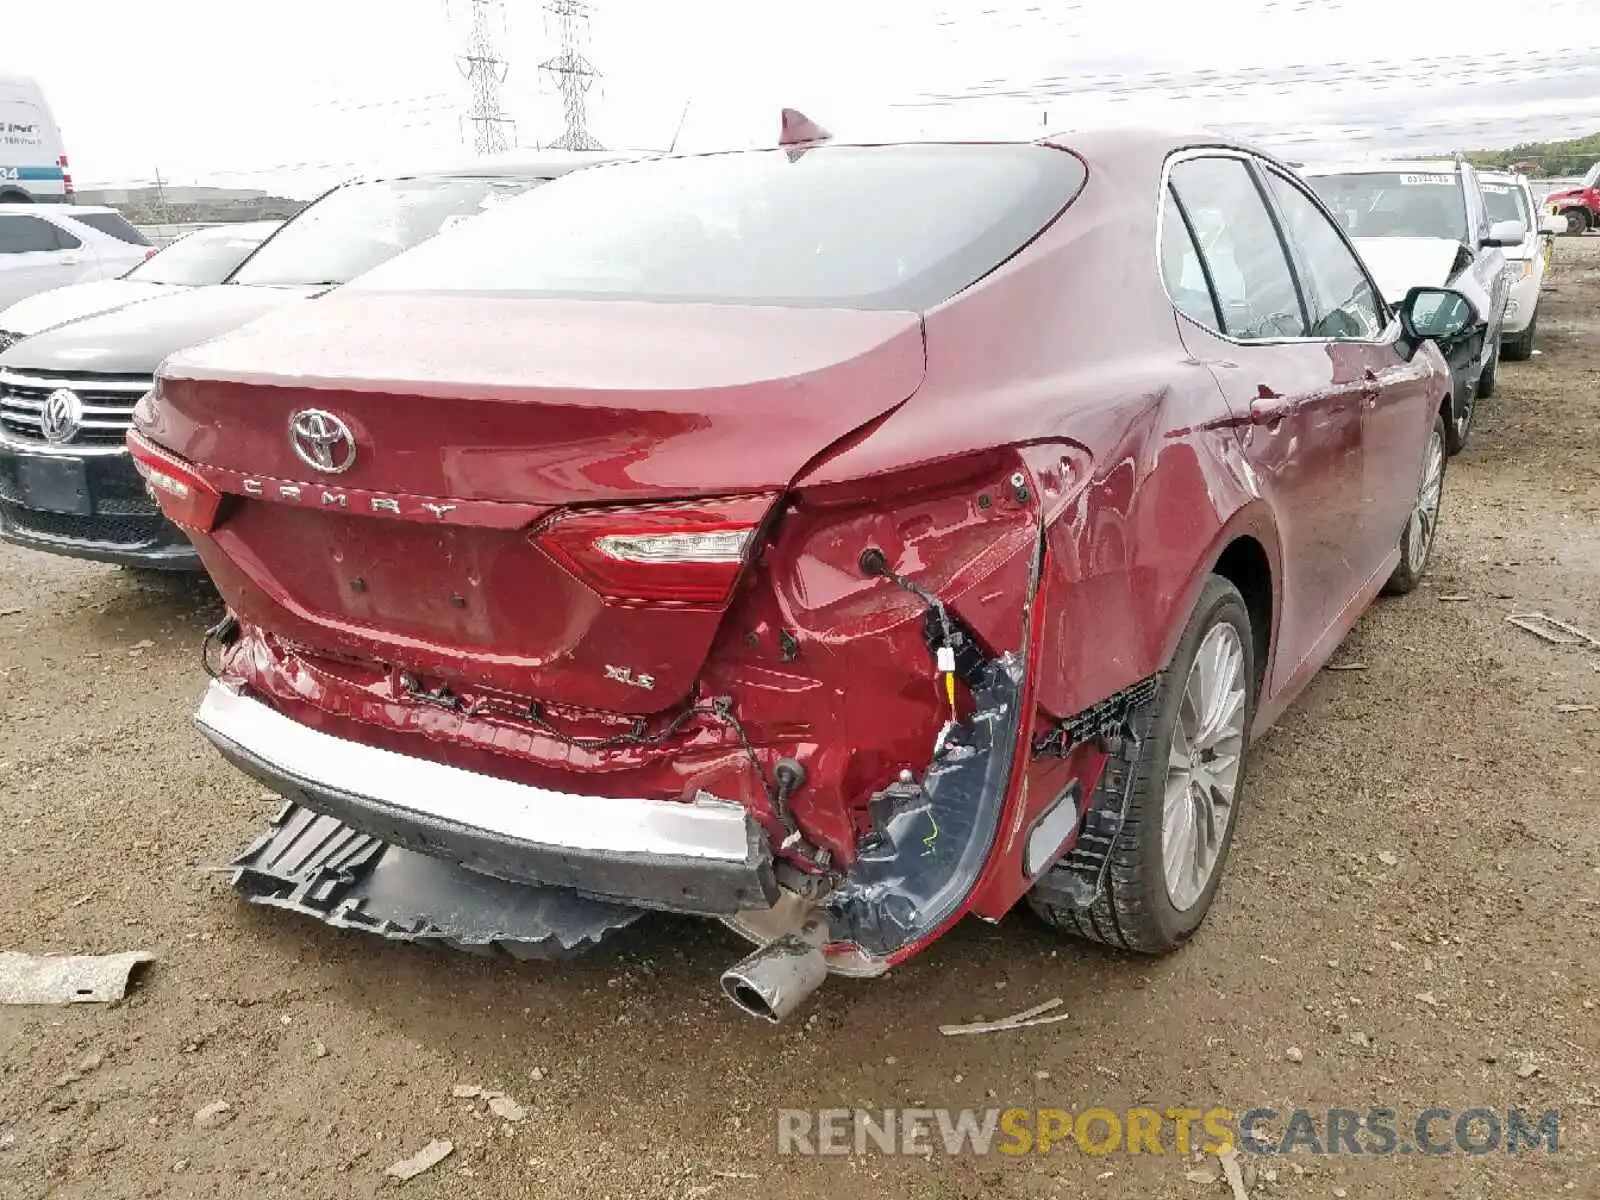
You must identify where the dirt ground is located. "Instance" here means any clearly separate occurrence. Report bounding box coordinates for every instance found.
[1,242,1597,1200]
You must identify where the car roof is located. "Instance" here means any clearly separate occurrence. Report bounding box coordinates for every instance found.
[1299,160,1460,177]
[355,148,650,185]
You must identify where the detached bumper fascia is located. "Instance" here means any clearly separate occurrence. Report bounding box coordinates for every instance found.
[193,681,778,916]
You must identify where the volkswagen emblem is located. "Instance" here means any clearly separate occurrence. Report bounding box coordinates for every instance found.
[288,409,356,474]
[40,388,83,446]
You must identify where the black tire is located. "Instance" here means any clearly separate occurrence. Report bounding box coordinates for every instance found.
[1477,334,1499,401]
[1563,209,1587,236]
[1028,576,1255,953]
[1383,413,1448,597]
[1502,309,1537,362]
[1443,380,1474,456]
[0,191,32,205]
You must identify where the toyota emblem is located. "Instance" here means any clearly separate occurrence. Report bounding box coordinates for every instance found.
[288,409,357,474]
[40,388,83,445]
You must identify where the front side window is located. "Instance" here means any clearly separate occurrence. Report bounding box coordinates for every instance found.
[70,211,151,246]
[0,214,62,254]
[228,175,545,288]
[1305,171,1469,242]
[350,145,1089,311]
[1263,169,1385,340]
[1168,156,1306,340]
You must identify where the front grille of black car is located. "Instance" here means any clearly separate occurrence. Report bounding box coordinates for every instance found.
[0,368,151,449]
[0,500,167,548]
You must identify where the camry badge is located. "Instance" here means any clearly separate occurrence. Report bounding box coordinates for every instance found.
[40,388,83,445]
[288,409,356,474]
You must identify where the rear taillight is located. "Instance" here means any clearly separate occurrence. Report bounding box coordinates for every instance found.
[58,155,73,198]
[126,429,223,532]
[532,494,775,604]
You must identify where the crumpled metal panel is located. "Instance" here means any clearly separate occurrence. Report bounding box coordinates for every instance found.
[218,803,646,959]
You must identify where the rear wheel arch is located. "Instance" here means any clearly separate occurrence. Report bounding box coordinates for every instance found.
[0,189,31,204]
[1210,535,1273,696]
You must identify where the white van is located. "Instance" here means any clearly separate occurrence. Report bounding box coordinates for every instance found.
[0,74,71,204]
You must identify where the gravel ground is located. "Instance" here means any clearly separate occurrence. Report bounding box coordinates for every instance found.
[1,241,1597,1200]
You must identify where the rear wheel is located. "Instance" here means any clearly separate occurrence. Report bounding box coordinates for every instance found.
[1028,576,1254,953]
[1502,309,1537,362]
[1383,414,1447,596]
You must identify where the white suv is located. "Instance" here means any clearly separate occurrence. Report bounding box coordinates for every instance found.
[1480,171,1563,360]
[0,206,153,313]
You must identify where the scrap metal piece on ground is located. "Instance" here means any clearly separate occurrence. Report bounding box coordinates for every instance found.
[0,950,153,1005]
[939,997,1071,1036]
[1506,611,1600,649]
[215,802,647,959]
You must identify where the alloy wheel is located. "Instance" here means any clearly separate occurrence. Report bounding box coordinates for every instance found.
[1407,427,1446,577]
[1160,622,1248,912]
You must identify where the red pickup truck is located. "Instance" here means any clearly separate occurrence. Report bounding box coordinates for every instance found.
[1545,162,1600,234]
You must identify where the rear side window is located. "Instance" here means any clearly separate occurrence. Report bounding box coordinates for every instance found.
[0,214,64,254]
[69,211,152,246]
[1160,189,1223,334]
[1168,156,1307,340]
[350,145,1089,311]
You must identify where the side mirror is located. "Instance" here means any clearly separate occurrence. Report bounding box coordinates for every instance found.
[1541,214,1567,236]
[1484,218,1526,248]
[1398,286,1478,347]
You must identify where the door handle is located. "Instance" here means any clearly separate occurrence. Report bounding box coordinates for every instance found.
[58,254,82,265]
[1249,384,1294,425]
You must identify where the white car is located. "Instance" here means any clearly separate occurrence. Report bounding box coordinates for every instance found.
[1302,158,1521,455]
[1480,171,1564,360]
[0,219,281,350]
[0,205,155,314]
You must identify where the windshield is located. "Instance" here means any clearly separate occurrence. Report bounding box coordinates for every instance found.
[1582,162,1600,189]
[227,175,546,288]
[1306,171,1468,242]
[348,145,1088,311]
[125,225,276,286]
[1481,181,1530,230]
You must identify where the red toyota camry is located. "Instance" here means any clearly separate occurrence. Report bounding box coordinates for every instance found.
[131,127,1472,1021]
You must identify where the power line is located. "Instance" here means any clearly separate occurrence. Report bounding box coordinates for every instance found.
[454,0,516,155]
[540,0,602,150]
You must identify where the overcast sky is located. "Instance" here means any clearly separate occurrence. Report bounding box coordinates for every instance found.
[6,0,1600,196]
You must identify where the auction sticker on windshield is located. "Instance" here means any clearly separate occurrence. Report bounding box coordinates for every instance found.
[1399,174,1455,185]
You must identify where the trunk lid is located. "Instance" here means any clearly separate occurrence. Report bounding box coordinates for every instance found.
[153,292,926,713]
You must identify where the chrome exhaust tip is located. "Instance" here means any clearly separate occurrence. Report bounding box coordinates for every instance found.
[720,919,828,1023]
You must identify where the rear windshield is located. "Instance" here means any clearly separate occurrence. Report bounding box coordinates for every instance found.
[1481,181,1530,228]
[228,175,546,288]
[125,225,276,286]
[1305,171,1468,242]
[348,145,1089,311]
[70,211,152,246]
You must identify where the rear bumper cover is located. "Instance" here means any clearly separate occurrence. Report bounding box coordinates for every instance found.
[193,681,778,916]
